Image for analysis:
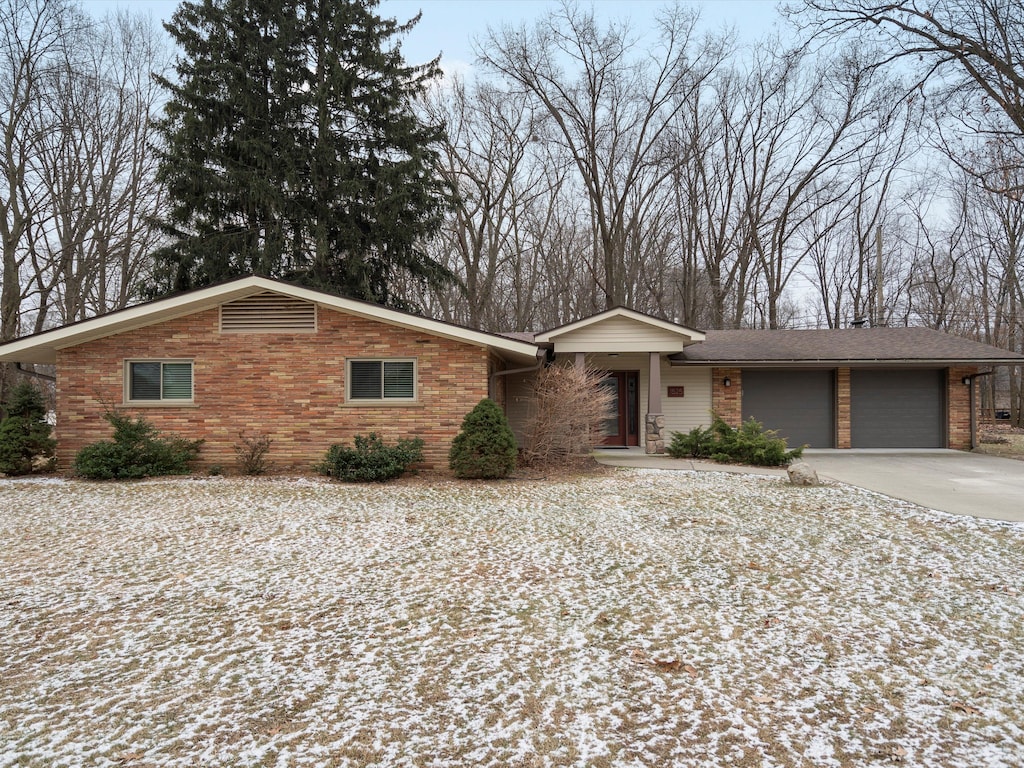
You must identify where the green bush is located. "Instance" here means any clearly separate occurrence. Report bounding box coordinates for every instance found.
[666,425,715,459]
[316,433,424,482]
[449,398,517,479]
[0,383,56,475]
[667,414,802,467]
[73,412,203,480]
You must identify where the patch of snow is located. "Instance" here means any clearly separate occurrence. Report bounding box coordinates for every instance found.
[1,471,1022,766]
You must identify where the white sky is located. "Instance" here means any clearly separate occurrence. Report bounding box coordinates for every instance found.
[84,0,787,75]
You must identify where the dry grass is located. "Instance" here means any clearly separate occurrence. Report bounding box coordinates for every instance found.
[1,472,1023,767]
[974,423,1024,460]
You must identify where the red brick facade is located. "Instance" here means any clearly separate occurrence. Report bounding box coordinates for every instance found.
[55,307,490,472]
[711,367,742,426]
[948,366,978,450]
[836,368,851,448]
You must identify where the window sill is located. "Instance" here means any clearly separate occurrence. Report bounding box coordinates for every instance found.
[123,401,199,408]
[343,400,421,407]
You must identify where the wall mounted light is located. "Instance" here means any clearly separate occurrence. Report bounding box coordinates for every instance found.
[962,376,972,386]
[723,376,732,388]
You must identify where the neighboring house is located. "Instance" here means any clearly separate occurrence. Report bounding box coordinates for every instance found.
[0,276,1021,472]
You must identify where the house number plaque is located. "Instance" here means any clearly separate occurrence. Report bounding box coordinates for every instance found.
[667,386,685,397]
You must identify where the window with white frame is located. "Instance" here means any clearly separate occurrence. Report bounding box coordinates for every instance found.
[126,360,193,402]
[347,359,416,402]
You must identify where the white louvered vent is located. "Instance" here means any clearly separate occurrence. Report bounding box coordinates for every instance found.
[220,292,317,333]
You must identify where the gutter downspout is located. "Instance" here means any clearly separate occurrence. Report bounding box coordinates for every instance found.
[15,362,56,383]
[489,351,547,402]
[962,370,994,450]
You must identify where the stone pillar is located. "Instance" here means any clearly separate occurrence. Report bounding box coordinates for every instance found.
[646,352,665,454]
[645,413,666,454]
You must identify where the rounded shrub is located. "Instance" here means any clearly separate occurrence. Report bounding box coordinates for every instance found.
[449,398,517,479]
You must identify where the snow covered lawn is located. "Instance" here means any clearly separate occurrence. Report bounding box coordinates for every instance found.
[1,470,1022,767]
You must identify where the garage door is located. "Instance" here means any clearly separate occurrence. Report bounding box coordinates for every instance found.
[742,369,835,448]
[850,369,945,448]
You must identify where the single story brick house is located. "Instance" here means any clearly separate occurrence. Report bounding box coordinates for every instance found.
[0,276,1021,471]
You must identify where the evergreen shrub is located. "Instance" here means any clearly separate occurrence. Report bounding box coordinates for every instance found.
[0,383,56,475]
[73,412,203,480]
[667,414,802,467]
[317,433,424,482]
[448,398,517,479]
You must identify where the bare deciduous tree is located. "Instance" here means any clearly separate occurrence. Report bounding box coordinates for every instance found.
[519,364,615,466]
[791,0,1024,197]
[479,1,728,310]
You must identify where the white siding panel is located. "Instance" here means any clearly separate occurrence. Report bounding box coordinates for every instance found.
[553,316,687,353]
[572,354,713,443]
[662,365,713,435]
[505,371,537,446]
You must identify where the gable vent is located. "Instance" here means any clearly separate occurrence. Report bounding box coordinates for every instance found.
[220,292,317,333]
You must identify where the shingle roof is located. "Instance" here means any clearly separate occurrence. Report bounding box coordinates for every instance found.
[0,276,542,366]
[673,327,1024,365]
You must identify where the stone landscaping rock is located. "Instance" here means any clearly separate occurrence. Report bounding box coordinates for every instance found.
[787,460,819,486]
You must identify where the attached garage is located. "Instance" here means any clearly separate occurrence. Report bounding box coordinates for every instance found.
[676,326,1024,451]
[850,369,945,448]
[742,369,835,448]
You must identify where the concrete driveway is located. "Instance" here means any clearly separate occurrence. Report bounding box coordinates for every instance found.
[803,450,1024,523]
[594,447,1024,523]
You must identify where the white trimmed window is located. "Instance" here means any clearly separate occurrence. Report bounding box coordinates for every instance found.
[125,360,194,403]
[347,359,416,402]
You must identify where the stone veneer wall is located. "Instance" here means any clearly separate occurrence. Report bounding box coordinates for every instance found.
[710,367,742,427]
[645,413,666,454]
[55,306,490,472]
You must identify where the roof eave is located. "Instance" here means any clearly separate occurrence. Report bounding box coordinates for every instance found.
[0,276,542,365]
[536,306,705,343]
[670,357,1024,366]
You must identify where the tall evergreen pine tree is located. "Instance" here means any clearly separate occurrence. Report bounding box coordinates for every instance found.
[151,0,452,307]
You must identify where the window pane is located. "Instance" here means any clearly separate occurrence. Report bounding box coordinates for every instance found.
[162,363,193,400]
[350,361,382,399]
[383,361,414,398]
[130,362,161,400]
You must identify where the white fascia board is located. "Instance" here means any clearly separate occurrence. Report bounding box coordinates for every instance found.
[0,280,270,364]
[536,307,705,343]
[0,276,540,365]
[552,341,687,354]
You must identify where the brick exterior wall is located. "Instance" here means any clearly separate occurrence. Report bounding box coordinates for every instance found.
[948,365,978,450]
[711,367,742,426]
[836,368,851,448]
[55,307,490,472]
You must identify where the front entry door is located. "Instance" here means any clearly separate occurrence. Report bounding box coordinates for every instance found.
[600,371,640,446]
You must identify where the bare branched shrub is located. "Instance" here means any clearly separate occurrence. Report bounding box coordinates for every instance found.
[520,365,616,466]
[235,432,273,475]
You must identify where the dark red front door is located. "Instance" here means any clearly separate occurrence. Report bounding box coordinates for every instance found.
[600,371,640,446]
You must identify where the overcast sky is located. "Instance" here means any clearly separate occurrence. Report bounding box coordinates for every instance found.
[84,0,787,76]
